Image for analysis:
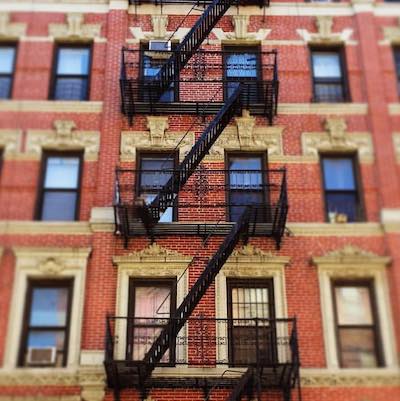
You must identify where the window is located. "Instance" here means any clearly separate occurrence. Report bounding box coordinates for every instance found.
[37,152,82,221]
[138,153,177,222]
[0,45,16,99]
[224,46,261,103]
[311,48,348,102]
[321,155,363,222]
[140,43,176,102]
[393,48,400,96]
[227,279,275,366]
[333,281,383,368]
[19,280,73,367]
[128,279,176,363]
[227,154,267,222]
[51,45,91,100]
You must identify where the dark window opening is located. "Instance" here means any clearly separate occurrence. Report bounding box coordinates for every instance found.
[333,280,383,368]
[321,155,363,222]
[227,279,275,366]
[311,48,349,102]
[37,152,83,221]
[19,280,73,367]
[0,44,16,99]
[138,153,177,222]
[51,45,91,100]
[393,47,400,97]
[128,278,176,364]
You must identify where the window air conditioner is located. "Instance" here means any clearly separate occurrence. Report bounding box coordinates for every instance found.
[149,40,171,51]
[27,346,57,366]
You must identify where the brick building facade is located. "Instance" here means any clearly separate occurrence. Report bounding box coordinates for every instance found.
[0,0,400,400]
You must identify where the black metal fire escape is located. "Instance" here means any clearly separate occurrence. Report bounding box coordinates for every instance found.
[109,1,297,400]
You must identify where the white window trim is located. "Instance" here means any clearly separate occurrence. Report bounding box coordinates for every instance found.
[215,245,290,365]
[4,247,91,370]
[312,245,397,370]
[112,244,191,362]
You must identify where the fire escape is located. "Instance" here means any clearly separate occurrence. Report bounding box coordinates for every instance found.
[107,1,300,400]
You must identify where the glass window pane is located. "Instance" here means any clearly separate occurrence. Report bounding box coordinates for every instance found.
[335,286,373,325]
[312,53,342,78]
[0,47,15,73]
[45,157,80,189]
[54,77,88,100]
[134,286,171,318]
[226,52,258,78]
[0,76,12,99]
[41,192,77,221]
[57,48,90,75]
[30,287,69,326]
[314,83,344,102]
[339,328,378,368]
[325,193,357,222]
[28,330,65,350]
[323,158,355,190]
[142,193,173,222]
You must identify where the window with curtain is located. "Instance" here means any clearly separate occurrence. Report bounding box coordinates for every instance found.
[138,153,177,222]
[227,279,275,366]
[37,153,82,221]
[19,280,72,367]
[128,279,176,363]
[224,47,260,103]
[51,46,91,100]
[0,45,16,99]
[321,155,363,222]
[311,48,348,102]
[333,281,383,368]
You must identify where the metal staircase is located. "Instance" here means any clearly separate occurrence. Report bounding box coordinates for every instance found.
[151,0,241,98]
[226,368,257,401]
[140,206,252,379]
[138,85,242,234]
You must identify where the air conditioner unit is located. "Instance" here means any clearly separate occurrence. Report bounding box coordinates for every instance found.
[27,346,57,366]
[149,40,171,51]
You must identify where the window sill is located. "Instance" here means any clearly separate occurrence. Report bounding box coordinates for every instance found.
[0,100,103,113]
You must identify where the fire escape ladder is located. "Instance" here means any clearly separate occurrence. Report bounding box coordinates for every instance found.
[139,85,242,231]
[153,0,236,96]
[226,367,256,401]
[141,206,252,378]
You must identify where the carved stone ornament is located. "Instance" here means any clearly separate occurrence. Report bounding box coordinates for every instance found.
[38,257,66,275]
[120,130,195,162]
[151,15,168,39]
[230,15,253,40]
[147,116,169,146]
[297,16,354,44]
[0,130,22,158]
[0,12,27,38]
[383,17,400,44]
[79,368,106,401]
[231,244,274,258]
[26,120,100,161]
[302,118,374,163]
[49,13,101,40]
[207,122,283,161]
[214,22,270,42]
[130,243,181,257]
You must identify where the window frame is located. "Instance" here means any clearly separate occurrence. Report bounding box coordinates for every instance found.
[319,153,364,222]
[127,278,177,365]
[18,279,74,368]
[331,279,384,368]
[222,45,262,102]
[226,278,276,367]
[0,43,17,99]
[225,152,269,222]
[310,46,350,103]
[35,151,84,221]
[393,46,400,98]
[49,43,92,101]
[136,151,179,222]
[139,42,179,102]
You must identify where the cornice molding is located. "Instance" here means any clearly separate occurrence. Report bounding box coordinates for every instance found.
[120,128,195,162]
[278,103,368,115]
[48,12,102,41]
[288,222,383,237]
[0,129,22,159]
[0,369,79,386]
[0,221,91,235]
[0,12,26,39]
[79,367,106,401]
[226,244,291,266]
[26,120,100,161]
[302,118,374,163]
[0,101,103,113]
